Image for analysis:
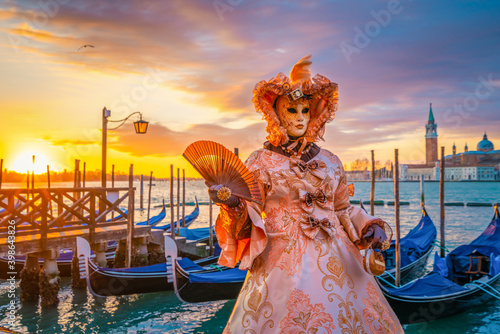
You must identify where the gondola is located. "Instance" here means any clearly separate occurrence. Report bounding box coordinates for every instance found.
[0,203,167,279]
[146,197,200,231]
[164,235,247,303]
[76,236,220,297]
[378,207,437,285]
[380,205,500,324]
[0,240,116,280]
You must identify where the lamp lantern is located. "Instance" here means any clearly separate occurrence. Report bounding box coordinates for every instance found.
[101,109,149,188]
[134,115,149,134]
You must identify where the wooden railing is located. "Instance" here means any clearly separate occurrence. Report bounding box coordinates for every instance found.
[0,187,133,250]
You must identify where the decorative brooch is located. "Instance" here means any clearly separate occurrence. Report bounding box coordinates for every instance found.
[216,186,232,202]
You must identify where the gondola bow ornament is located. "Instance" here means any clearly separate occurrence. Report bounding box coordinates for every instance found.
[183,140,263,206]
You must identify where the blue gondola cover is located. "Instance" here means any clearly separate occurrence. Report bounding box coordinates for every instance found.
[188,268,248,284]
[385,213,437,267]
[471,216,500,247]
[178,227,213,241]
[432,252,449,277]
[399,214,437,253]
[386,273,468,297]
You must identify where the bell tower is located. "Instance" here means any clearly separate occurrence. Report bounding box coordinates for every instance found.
[425,103,438,164]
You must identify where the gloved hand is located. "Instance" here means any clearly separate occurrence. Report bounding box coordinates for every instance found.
[207,184,240,208]
[362,224,387,249]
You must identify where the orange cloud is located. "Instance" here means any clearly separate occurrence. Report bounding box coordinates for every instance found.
[109,122,266,159]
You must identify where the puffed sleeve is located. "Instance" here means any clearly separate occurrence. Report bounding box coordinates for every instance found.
[334,157,387,249]
[215,150,269,269]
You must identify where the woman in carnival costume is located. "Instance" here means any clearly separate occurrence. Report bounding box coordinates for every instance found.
[209,55,403,333]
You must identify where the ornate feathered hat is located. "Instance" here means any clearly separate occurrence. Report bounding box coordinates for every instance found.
[252,55,339,146]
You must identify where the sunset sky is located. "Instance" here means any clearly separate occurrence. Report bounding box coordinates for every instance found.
[0,0,499,178]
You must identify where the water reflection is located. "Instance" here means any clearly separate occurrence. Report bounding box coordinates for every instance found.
[1,181,499,333]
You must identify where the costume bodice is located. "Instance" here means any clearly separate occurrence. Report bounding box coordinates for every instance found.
[246,148,345,239]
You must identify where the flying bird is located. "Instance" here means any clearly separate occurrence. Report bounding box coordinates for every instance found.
[77,44,95,51]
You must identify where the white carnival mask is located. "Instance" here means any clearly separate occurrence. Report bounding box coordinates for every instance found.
[275,95,311,137]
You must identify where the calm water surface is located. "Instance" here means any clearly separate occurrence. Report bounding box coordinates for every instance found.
[1,180,499,333]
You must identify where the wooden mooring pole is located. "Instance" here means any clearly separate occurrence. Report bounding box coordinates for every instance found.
[47,165,51,189]
[182,169,186,228]
[74,159,81,218]
[147,171,153,225]
[420,174,425,208]
[47,165,52,215]
[370,150,375,216]
[83,162,86,188]
[209,198,214,256]
[112,164,115,188]
[140,174,144,209]
[126,164,134,268]
[440,146,446,258]
[170,165,175,239]
[73,159,80,188]
[177,168,180,236]
[394,148,401,287]
[111,164,115,221]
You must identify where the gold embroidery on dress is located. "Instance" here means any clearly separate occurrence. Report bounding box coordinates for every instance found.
[331,291,366,334]
[362,281,400,334]
[281,209,295,229]
[266,227,308,276]
[241,257,275,332]
[270,169,307,193]
[316,240,354,290]
[279,288,335,333]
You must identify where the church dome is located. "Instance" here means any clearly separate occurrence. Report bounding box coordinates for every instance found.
[477,133,494,152]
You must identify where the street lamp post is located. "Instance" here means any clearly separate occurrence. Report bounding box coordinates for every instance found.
[101,107,148,188]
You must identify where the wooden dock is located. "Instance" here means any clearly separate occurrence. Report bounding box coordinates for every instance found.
[0,187,148,257]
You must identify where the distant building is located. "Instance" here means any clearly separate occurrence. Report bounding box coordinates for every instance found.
[444,132,500,180]
[401,104,499,181]
[425,103,438,164]
[345,170,370,181]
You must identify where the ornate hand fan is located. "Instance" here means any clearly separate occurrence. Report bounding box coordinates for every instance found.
[182,140,263,206]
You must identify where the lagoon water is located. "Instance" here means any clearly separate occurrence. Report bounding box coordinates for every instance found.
[1,180,499,333]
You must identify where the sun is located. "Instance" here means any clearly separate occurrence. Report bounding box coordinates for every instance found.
[10,151,53,174]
